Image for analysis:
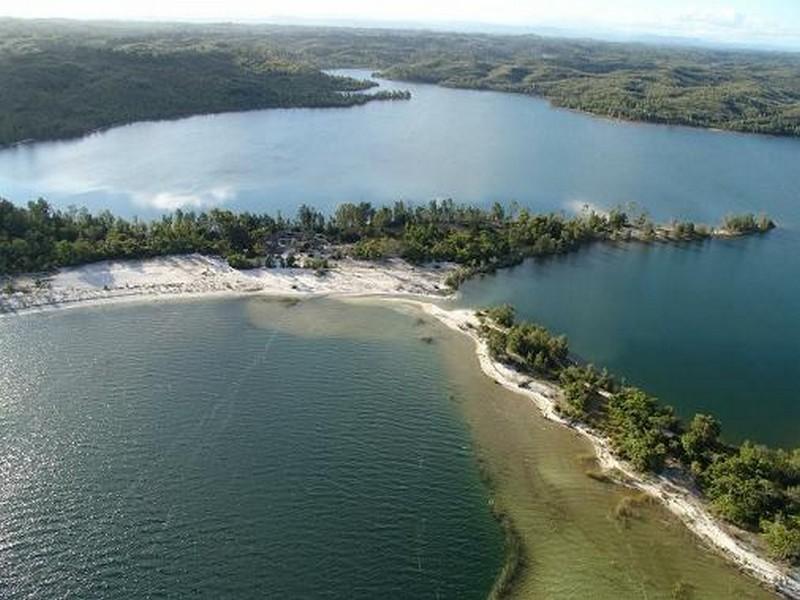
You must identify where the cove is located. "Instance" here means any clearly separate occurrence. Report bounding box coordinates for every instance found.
[0,298,502,598]
[0,296,775,598]
[456,230,800,448]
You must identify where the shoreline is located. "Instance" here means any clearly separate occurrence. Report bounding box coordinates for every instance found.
[396,298,800,599]
[379,73,800,141]
[2,254,798,597]
[0,254,452,317]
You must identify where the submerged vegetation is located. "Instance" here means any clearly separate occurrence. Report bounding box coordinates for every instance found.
[487,511,527,600]
[478,307,800,564]
[0,197,773,277]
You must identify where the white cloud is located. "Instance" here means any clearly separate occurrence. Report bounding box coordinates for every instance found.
[133,186,235,211]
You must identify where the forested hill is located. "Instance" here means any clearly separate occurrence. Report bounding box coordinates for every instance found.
[272,27,800,136]
[0,20,405,146]
[2,19,800,144]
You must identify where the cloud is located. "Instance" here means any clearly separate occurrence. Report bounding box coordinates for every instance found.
[133,186,235,211]
[4,1,800,51]
[669,7,800,47]
[679,7,747,30]
[588,3,800,48]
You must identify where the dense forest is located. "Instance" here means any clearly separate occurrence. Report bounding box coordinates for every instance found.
[479,306,800,564]
[2,19,800,144]
[0,197,772,280]
[0,20,409,145]
[273,26,800,136]
[375,36,800,136]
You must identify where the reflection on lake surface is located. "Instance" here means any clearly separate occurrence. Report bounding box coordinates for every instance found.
[1,69,798,447]
[1,70,799,227]
[0,298,502,598]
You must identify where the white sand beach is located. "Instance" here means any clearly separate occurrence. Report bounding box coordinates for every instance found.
[0,254,452,314]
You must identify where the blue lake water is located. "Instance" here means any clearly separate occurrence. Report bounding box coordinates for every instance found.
[2,70,799,226]
[1,69,798,446]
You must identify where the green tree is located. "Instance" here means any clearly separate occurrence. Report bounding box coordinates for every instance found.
[761,514,800,561]
[681,413,722,466]
[485,304,515,328]
[705,443,783,528]
[606,387,677,473]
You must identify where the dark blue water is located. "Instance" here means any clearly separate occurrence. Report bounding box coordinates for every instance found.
[457,231,800,447]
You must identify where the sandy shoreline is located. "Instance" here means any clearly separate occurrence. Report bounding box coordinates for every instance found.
[0,254,452,315]
[398,299,800,599]
[2,254,799,597]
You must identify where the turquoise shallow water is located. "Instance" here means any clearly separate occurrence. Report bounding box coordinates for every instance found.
[0,298,502,598]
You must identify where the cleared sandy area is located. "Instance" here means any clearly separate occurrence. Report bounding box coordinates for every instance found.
[0,254,452,314]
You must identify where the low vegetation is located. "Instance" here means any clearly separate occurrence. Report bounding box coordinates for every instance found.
[478,307,800,564]
[722,213,776,235]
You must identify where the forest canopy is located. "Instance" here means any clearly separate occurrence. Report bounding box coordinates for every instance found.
[0,19,408,145]
[0,197,772,282]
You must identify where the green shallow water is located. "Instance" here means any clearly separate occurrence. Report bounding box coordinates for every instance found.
[0,298,502,598]
[0,297,776,598]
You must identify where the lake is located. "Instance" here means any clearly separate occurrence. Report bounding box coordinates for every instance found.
[0,299,502,598]
[2,70,799,226]
[1,69,798,446]
[0,297,773,598]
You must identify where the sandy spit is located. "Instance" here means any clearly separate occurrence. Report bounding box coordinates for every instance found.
[0,254,452,315]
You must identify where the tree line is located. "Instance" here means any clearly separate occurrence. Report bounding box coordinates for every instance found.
[0,198,773,278]
[480,305,800,564]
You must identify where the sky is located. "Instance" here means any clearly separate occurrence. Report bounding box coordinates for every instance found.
[3,0,800,49]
